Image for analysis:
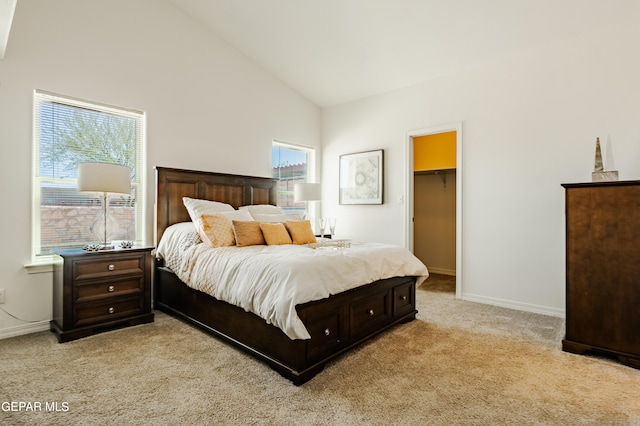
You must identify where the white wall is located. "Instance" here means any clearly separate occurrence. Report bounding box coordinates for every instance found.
[0,0,320,337]
[322,19,640,316]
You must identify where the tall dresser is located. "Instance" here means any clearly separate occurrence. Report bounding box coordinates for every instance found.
[562,181,640,368]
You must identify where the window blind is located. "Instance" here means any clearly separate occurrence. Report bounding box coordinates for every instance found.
[32,90,146,258]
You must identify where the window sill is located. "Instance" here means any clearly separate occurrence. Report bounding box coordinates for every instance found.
[24,258,56,274]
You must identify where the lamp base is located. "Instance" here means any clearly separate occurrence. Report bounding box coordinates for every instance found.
[88,193,120,249]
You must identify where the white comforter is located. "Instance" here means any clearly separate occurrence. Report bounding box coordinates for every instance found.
[157,224,429,340]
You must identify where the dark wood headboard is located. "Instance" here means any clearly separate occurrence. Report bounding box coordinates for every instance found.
[155,167,278,245]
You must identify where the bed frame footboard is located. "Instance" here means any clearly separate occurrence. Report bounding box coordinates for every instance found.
[154,263,417,385]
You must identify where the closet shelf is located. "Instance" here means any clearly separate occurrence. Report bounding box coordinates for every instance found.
[414,168,456,176]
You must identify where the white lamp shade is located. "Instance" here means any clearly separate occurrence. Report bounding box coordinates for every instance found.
[77,162,131,195]
[294,183,321,202]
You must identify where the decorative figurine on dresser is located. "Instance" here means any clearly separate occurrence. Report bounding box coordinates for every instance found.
[561,180,640,368]
[591,137,618,182]
[51,245,154,342]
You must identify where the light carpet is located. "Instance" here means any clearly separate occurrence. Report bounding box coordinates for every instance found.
[1,276,639,425]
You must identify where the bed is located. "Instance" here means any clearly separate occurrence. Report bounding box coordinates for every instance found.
[153,166,428,385]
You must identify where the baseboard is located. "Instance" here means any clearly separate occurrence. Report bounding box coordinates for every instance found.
[427,267,456,276]
[460,292,565,318]
[0,321,50,340]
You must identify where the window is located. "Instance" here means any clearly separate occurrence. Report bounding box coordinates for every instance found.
[32,90,145,261]
[272,141,315,218]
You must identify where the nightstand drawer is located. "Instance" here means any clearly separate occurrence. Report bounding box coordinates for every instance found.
[74,297,144,327]
[73,254,145,281]
[74,277,144,303]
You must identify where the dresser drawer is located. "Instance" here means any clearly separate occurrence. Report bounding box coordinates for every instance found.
[73,297,144,328]
[74,276,144,304]
[72,254,145,281]
[350,290,390,337]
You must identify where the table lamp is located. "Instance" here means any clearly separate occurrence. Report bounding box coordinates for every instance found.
[77,162,131,250]
[294,182,321,228]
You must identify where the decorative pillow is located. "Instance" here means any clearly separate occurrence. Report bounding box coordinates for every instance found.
[285,220,317,245]
[232,220,266,247]
[183,197,235,233]
[199,210,253,248]
[240,204,285,216]
[250,213,289,223]
[260,222,292,245]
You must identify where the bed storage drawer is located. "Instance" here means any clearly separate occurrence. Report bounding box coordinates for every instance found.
[305,306,347,360]
[393,281,415,317]
[350,290,391,338]
[298,277,417,367]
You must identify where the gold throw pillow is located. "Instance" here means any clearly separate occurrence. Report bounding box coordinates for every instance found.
[232,220,266,247]
[260,222,292,245]
[285,220,317,245]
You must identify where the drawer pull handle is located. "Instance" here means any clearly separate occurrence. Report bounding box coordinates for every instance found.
[324,328,330,336]
[368,309,374,316]
[108,285,115,292]
[108,307,114,314]
[400,295,407,301]
[108,264,115,271]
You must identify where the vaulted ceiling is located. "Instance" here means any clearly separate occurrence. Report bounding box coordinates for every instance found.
[2,1,636,107]
[170,0,638,107]
[0,0,16,59]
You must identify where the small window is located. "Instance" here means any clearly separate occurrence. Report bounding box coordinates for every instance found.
[32,90,145,261]
[272,141,315,218]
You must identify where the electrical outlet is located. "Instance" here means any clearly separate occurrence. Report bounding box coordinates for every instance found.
[0,288,4,304]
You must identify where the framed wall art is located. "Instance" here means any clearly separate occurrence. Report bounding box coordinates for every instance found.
[339,149,384,205]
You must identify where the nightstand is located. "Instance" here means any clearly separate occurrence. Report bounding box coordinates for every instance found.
[51,245,154,343]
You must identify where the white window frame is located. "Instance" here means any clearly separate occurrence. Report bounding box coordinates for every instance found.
[272,140,316,178]
[30,90,146,266]
[272,140,316,213]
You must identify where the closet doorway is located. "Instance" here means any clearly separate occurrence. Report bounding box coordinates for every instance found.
[406,123,462,298]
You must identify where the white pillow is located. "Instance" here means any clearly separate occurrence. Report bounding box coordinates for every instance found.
[183,197,235,230]
[218,209,254,222]
[239,204,285,215]
[250,213,290,223]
